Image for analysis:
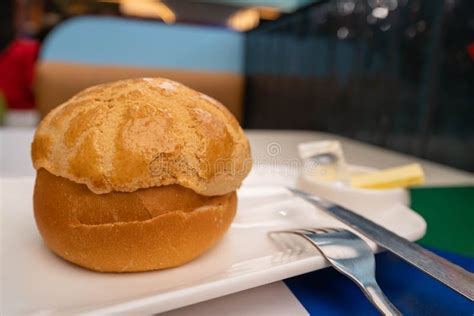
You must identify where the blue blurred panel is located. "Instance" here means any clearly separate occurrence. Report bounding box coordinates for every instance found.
[214,0,314,12]
[41,16,243,73]
[285,248,474,315]
[335,40,353,85]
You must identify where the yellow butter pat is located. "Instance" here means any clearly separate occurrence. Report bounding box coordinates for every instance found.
[351,163,425,189]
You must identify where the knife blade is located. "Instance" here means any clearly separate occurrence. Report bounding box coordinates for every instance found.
[288,187,474,301]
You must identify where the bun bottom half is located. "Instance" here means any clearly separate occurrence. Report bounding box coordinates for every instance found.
[33,169,237,272]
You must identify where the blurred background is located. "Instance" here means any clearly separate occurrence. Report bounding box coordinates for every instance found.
[1,0,473,171]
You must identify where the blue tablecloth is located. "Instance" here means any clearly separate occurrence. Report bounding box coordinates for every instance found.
[285,248,474,315]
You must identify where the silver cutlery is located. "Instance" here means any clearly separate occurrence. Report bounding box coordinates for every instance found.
[269,228,401,315]
[287,187,474,301]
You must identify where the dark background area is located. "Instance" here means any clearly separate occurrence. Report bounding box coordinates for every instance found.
[3,0,474,171]
[244,0,474,171]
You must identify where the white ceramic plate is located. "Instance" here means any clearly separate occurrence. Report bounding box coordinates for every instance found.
[1,172,426,315]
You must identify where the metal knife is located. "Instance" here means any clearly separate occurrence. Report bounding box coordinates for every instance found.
[288,187,474,301]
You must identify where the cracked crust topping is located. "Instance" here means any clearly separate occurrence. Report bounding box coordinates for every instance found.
[31,78,252,195]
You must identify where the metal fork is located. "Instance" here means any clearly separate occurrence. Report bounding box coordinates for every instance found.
[269,228,401,316]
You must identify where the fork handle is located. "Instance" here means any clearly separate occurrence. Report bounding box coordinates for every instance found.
[363,282,402,316]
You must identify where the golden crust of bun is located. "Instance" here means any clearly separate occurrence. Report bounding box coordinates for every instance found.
[32,78,251,196]
[34,169,237,272]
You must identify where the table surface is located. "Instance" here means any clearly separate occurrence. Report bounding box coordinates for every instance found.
[1,127,473,315]
[2,128,473,185]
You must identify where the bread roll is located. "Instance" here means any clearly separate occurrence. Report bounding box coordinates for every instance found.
[32,78,251,196]
[31,78,251,272]
[34,169,237,272]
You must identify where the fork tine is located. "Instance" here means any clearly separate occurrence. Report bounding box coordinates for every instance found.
[321,227,338,233]
[269,228,343,236]
[268,230,313,257]
[315,228,331,234]
[268,230,300,236]
[296,228,317,234]
[268,231,300,252]
[268,232,291,253]
[293,229,313,235]
[270,229,312,236]
[297,228,328,234]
